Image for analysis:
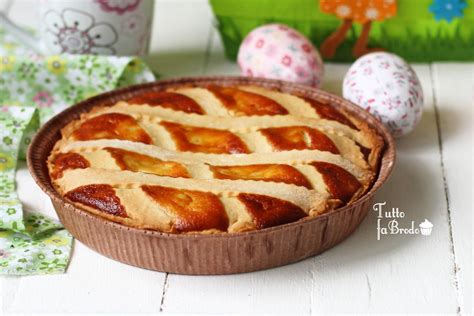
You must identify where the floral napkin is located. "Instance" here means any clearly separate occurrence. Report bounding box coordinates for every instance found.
[0,25,156,274]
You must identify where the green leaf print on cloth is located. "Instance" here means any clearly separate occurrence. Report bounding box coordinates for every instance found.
[0,217,72,275]
[0,107,39,232]
[0,54,155,123]
[0,25,156,275]
[0,107,71,275]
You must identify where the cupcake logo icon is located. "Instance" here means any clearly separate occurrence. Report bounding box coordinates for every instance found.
[419,219,433,236]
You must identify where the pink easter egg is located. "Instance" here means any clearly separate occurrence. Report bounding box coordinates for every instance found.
[237,23,324,88]
[343,52,423,137]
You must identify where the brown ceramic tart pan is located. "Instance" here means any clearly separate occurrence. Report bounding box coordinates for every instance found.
[28,76,395,275]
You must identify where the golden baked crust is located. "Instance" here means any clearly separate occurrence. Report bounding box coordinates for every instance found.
[48,84,383,234]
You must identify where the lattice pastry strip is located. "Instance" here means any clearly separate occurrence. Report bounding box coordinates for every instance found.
[102,103,367,145]
[54,168,335,233]
[135,85,357,125]
[59,109,375,170]
[168,85,373,144]
[49,140,373,204]
[125,85,382,167]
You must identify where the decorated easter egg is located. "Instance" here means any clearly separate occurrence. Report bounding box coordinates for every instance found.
[343,52,423,137]
[237,23,324,88]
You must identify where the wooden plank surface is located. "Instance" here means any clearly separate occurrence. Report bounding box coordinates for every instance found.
[1,0,472,314]
[431,63,473,314]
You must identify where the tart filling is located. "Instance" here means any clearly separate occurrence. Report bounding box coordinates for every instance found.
[48,84,383,234]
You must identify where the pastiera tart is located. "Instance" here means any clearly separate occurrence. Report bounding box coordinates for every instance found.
[48,84,384,234]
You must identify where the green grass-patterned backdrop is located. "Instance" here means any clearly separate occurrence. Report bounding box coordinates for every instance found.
[210,0,474,62]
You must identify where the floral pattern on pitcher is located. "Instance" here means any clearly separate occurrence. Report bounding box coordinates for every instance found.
[44,9,118,55]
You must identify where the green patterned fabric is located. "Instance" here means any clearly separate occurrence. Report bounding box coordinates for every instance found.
[0,54,154,123]
[209,0,474,62]
[0,107,39,232]
[0,106,71,275]
[0,25,156,275]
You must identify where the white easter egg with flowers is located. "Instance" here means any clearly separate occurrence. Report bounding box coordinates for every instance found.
[237,23,324,88]
[343,52,423,137]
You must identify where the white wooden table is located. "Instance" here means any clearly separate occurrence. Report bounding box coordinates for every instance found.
[1,0,472,314]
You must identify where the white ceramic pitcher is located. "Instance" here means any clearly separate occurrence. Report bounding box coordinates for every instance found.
[0,0,155,56]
